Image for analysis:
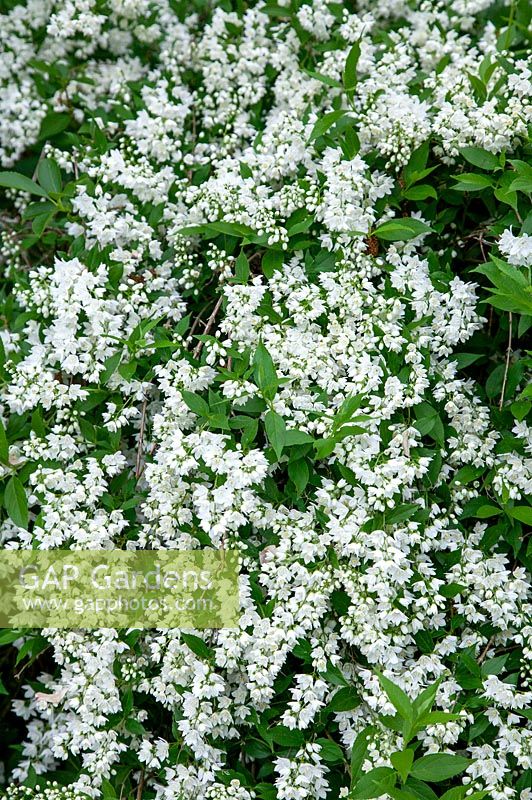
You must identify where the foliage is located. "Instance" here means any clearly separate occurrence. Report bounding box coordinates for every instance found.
[0,0,531,799]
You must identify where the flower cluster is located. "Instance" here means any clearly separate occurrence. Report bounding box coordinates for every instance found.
[0,1,531,799]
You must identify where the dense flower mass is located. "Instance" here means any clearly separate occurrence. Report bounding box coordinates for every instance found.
[0,0,531,799]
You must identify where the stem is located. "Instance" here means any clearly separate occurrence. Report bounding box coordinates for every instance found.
[135,398,148,479]
[192,295,223,359]
[136,770,145,800]
[499,312,512,411]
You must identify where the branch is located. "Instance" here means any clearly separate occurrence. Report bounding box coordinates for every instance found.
[136,769,145,800]
[499,312,512,411]
[135,398,148,479]
[192,295,223,360]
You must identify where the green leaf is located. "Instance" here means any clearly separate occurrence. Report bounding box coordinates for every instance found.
[265,409,286,459]
[486,291,532,315]
[403,141,430,186]
[460,147,500,171]
[351,767,396,799]
[475,505,502,518]
[270,726,304,747]
[412,678,442,719]
[326,686,361,712]
[309,110,348,141]
[507,506,532,524]
[208,413,230,430]
[440,789,487,800]
[314,437,336,459]
[452,352,483,369]
[284,430,314,446]
[387,789,421,800]
[180,633,214,660]
[101,779,117,799]
[303,69,342,88]
[440,582,465,598]
[288,459,309,494]
[343,42,361,92]
[508,177,532,193]
[351,726,377,786]
[23,200,55,220]
[100,351,122,384]
[320,660,349,687]
[118,360,137,382]
[241,418,259,449]
[415,630,434,654]
[333,394,364,429]
[253,341,278,400]
[15,635,48,665]
[4,476,29,529]
[403,185,437,201]
[38,111,71,140]
[315,738,344,763]
[510,400,531,421]
[374,219,432,241]
[481,654,508,676]
[467,73,487,101]
[391,750,414,783]
[181,390,209,417]
[452,173,493,191]
[410,754,470,782]
[32,209,55,237]
[37,158,62,194]
[341,126,360,159]
[376,672,414,723]
[387,504,419,525]
[235,250,250,283]
[125,718,146,735]
[0,171,49,198]
[262,249,283,278]
[494,184,518,212]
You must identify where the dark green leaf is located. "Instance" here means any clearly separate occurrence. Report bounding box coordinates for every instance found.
[262,249,283,278]
[253,341,278,400]
[460,147,499,171]
[391,750,414,783]
[287,459,309,494]
[270,726,304,747]
[0,171,49,198]
[374,219,432,241]
[343,42,361,92]
[327,686,360,712]
[265,409,286,459]
[4,476,29,529]
[452,173,493,191]
[180,633,214,660]
[351,767,396,799]
[315,738,344,763]
[182,390,210,417]
[507,506,532,524]
[350,726,377,786]
[309,110,348,141]
[37,158,62,194]
[410,754,470,782]
[376,672,414,722]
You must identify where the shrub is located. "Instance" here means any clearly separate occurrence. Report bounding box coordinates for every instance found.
[0,0,531,799]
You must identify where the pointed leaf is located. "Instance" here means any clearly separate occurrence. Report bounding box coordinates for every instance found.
[0,171,49,198]
[410,754,470,782]
[4,476,29,529]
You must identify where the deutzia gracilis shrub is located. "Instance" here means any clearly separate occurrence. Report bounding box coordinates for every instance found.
[0,0,531,799]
